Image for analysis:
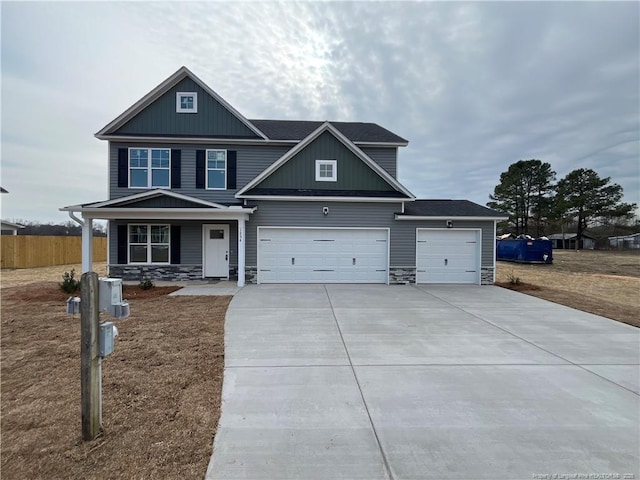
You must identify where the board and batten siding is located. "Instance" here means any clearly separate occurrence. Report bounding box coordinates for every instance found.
[114,77,259,138]
[255,131,394,191]
[108,220,238,267]
[359,147,397,178]
[245,201,495,268]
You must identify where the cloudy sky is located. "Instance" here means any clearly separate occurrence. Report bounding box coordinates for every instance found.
[2,1,638,224]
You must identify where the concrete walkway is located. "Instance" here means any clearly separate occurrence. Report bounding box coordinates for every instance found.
[206,285,640,480]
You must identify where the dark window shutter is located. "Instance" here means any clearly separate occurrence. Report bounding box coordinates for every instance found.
[171,150,181,188]
[171,225,181,264]
[117,225,128,264]
[118,149,128,188]
[196,150,205,189]
[227,151,237,189]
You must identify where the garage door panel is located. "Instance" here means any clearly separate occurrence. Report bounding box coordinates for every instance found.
[258,228,388,284]
[416,230,480,284]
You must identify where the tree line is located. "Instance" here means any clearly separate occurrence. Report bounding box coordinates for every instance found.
[6,220,107,237]
[487,160,637,246]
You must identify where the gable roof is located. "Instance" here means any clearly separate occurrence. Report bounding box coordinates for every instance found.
[1,220,25,229]
[96,66,267,140]
[236,122,414,199]
[249,120,408,145]
[547,233,597,240]
[75,189,230,209]
[397,200,509,219]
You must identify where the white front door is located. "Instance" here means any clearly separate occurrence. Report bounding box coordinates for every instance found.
[203,224,229,278]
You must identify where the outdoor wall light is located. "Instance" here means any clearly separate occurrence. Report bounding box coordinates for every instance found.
[446,220,453,228]
[322,206,329,216]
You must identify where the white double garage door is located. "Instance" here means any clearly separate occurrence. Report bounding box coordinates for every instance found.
[257,227,481,284]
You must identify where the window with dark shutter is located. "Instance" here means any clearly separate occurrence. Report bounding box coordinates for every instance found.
[196,150,205,189]
[227,151,237,189]
[171,150,181,188]
[117,225,127,264]
[171,225,181,264]
[118,149,128,188]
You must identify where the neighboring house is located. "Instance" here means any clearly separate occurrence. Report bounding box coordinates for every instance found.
[608,232,640,250]
[0,220,25,236]
[548,233,596,250]
[61,67,506,286]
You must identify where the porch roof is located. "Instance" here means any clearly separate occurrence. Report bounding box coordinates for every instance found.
[59,190,256,220]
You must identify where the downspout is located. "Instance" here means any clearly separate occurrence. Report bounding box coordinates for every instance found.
[66,210,93,273]
[68,210,85,227]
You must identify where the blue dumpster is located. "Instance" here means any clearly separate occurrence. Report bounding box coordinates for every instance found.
[496,238,553,264]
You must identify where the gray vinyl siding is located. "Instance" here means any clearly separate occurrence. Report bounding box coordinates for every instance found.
[109,220,238,266]
[359,147,397,178]
[114,78,259,138]
[255,131,393,191]
[245,201,494,268]
[246,202,400,265]
[391,220,495,267]
[109,142,291,203]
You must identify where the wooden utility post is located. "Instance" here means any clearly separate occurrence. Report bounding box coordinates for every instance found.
[80,271,101,441]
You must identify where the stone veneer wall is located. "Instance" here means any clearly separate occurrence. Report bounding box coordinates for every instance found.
[109,265,203,281]
[480,267,494,285]
[389,267,416,285]
[242,266,495,285]
[244,267,258,284]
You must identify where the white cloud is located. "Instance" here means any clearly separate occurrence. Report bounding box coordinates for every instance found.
[1,1,638,222]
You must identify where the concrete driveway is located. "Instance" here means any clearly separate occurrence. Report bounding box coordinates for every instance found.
[206,285,640,480]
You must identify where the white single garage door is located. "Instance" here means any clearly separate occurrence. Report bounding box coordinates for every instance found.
[416,229,480,284]
[258,227,389,283]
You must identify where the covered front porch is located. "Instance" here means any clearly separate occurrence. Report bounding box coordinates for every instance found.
[60,190,255,287]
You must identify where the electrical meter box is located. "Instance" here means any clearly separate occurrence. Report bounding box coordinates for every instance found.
[99,322,118,357]
[66,296,81,314]
[99,278,122,313]
[98,278,129,319]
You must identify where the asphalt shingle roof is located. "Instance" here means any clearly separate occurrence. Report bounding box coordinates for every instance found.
[402,200,508,217]
[249,120,408,144]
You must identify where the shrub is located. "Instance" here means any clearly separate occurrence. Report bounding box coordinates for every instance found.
[507,270,521,285]
[60,269,80,294]
[139,276,154,290]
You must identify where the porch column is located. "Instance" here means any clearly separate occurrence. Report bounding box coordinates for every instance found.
[237,217,246,287]
[81,217,93,273]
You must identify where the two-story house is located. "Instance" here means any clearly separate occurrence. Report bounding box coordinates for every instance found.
[61,67,506,287]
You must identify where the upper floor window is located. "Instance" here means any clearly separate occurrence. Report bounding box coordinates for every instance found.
[206,150,227,189]
[176,92,198,113]
[129,148,170,188]
[315,160,337,182]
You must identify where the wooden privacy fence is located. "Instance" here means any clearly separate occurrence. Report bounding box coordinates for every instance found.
[1,236,107,269]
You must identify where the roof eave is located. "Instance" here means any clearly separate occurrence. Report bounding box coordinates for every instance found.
[395,215,509,221]
[238,195,407,203]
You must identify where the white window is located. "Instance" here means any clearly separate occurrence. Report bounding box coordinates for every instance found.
[206,149,227,189]
[128,224,170,264]
[176,92,198,113]
[129,148,170,188]
[316,160,337,182]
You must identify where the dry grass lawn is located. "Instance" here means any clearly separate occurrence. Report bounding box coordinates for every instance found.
[1,263,230,479]
[1,252,637,478]
[496,249,640,327]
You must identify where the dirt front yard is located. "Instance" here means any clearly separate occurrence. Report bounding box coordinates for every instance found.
[496,249,640,327]
[1,264,230,479]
